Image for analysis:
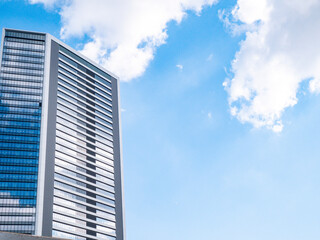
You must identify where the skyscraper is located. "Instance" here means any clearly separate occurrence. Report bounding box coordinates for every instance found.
[0,28,125,240]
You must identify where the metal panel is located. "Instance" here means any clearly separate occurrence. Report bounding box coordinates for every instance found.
[40,40,59,237]
[112,76,126,240]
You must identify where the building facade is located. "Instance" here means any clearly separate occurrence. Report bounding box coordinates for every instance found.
[0,29,125,240]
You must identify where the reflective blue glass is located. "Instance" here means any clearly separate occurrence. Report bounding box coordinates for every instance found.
[0,30,45,235]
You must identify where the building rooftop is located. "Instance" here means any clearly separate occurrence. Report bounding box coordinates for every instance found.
[0,231,67,240]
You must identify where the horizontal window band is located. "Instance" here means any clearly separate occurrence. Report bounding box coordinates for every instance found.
[58,75,112,110]
[57,95,113,127]
[55,142,114,173]
[59,50,113,87]
[58,77,112,109]
[53,218,116,238]
[54,153,114,180]
[58,62,112,96]
[5,36,45,43]
[2,52,44,60]
[56,110,113,143]
[3,48,44,56]
[0,103,42,109]
[55,151,114,179]
[55,135,114,164]
[57,103,113,138]
[55,161,114,188]
[0,70,44,77]
[0,193,37,198]
[0,124,41,130]
[0,176,37,181]
[0,113,41,118]
[52,227,101,240]
[56,75,113,116]
[0,148,39,152]
[57,89,113,122]
[0,95,42,101]
[3,46,45,53]
[57,85,112,117]
[55,119,113,149]
[0,222,35,226]
[0,131,40,137]
[0,89,42,97]
[55,128,114,156]
[0,116,41,122]
[53,196,115,222]
[0,171,38,175]
[1,63,44,71]
[0,163,38,167]
[54,168,115,198]
[0,139,39,144]
[58,63,112,98]
[54,182,115,211]
[53,189,115,216]
[0,83,42,90]
[56,103,113,140]
[0,213,36,217]
[55,138,114,168]
[53,181,115,211]
[1,64,44,72]
[58,73,112,107]
[53,209,115,230]
[2,57,44,64]
[0,75,43,82]
[5,33,45,41]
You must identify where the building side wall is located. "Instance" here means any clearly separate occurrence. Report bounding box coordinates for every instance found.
[112,77,125,240]
[0,29,5,68]
[41,40,59,237]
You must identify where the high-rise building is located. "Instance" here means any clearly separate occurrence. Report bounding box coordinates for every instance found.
[0,28,125,240]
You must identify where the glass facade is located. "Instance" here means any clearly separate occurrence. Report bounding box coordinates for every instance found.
[52,47,117,240]
[0,30,45,234]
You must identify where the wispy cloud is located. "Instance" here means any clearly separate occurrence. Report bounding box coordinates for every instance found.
[206,53,213,61]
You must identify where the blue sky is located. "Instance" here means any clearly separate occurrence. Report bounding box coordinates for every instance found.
[1,0,320,239]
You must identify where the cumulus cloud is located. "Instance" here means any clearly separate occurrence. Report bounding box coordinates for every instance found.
[222,0,320,132]
[30,0,216,81]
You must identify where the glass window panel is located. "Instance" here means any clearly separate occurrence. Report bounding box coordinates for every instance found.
[0,31,43,235]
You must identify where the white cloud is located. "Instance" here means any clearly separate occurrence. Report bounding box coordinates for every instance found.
[176,64,184,70]
[206,53,213,61]
[29,0,60,8]
[30,0,217,81]
[222,0,320,132]
[231,0,271,24]
[309,78,320,94]
[207,112,212,119]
